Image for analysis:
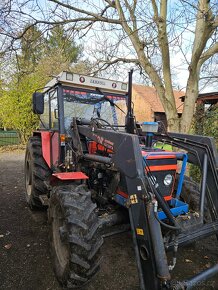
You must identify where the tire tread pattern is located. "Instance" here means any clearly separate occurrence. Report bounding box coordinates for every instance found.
[49,184,103,289]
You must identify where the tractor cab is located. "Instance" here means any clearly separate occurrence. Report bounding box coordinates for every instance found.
[34,71,128,133]
[33,71,130,169]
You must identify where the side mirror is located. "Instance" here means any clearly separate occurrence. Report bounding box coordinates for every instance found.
[32,92,44,114]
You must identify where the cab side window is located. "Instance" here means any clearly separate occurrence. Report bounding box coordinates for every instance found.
[40,92,49,128]
[50,90,59,130]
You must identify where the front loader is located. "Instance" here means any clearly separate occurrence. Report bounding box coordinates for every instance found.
[24,70,218,289]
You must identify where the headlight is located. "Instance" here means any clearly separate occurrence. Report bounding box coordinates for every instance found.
[163,174,173,186]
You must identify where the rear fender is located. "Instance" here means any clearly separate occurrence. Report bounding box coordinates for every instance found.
[33,131,59,168]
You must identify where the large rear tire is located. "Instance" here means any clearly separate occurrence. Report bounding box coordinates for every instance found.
[180,176,200,212]
[178,175,209,221]
[48,184,103,289]
[24,136,51,209]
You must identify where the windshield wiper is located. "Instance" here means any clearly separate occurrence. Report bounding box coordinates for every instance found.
[96,88,126,114]
[104,95,126,114]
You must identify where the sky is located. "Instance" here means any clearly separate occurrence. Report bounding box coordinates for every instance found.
[1,0,217,93]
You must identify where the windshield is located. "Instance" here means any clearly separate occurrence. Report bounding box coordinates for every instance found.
[63,88,127,132]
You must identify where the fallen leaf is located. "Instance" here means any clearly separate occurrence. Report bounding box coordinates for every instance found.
[185,259,192,263]
[4,243,12,250]
[204,256,209,259]
[0,234,4,238]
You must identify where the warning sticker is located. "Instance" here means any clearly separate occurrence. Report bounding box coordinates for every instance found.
[136,228,144,236]
[130,194,138,204]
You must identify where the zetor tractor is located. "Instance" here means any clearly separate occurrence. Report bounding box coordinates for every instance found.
[25,70,218,290]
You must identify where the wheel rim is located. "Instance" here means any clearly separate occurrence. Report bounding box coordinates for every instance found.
[52,204,70,272]
[25,152,32,196]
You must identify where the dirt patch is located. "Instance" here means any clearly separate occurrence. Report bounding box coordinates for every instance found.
[0,151,217,290]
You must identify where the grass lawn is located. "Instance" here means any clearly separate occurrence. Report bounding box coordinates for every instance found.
[154,142,173,151]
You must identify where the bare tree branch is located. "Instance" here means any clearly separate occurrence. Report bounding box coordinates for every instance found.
[49,0,121,24]
[198,42,218,68]
[92,57,140,74]
[124,0,137,30]
[0,0,217,134]
[104,0,115,7]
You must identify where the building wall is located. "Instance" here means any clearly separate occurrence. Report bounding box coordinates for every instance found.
[131,84,184,126]
[132,89,154,122]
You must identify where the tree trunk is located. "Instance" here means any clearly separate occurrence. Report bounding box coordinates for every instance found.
[194,102,205,135]
[167,116,180,133]
[180,71,199,133]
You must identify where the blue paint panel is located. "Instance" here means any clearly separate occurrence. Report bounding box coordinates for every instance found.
[114,194,189,221]
[114,194,127,207]
[158,198,189,220]
[142,122,158,125]
[175,153,188,199]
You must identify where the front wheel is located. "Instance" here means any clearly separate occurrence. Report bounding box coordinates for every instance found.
[48,184,103,289]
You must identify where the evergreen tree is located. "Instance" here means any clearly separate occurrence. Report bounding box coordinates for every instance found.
[46,25,81,63]
[19,25,46,73]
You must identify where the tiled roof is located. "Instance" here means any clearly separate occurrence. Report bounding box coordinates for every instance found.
[132,84,184,113]
[198,91,218,98]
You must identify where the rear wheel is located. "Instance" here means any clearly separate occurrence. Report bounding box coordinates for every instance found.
[180,176,200,212]
[24,136,51,209]
[48,184,103,289]
[178,175,209,221]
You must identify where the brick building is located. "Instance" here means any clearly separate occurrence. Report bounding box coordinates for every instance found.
[132,84,184,127]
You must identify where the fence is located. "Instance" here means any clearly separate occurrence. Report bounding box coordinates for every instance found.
[0,131,21,146]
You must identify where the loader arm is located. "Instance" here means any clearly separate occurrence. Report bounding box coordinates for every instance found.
[77,125,174,289]
[155,133,218,221]
[76,124,218,290]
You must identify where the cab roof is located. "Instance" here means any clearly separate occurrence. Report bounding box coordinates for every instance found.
[43,71,128,95]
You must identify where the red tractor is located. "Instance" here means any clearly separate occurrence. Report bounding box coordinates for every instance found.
[25,70,218,289]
